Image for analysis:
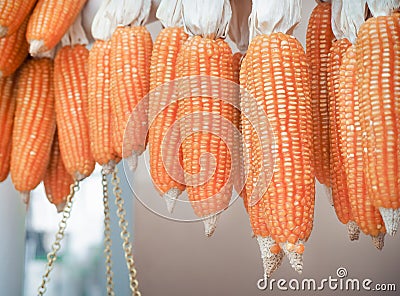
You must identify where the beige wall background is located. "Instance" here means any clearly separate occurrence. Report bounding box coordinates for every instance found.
[130,1,400,296]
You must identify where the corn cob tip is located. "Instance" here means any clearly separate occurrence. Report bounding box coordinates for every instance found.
[103,160,116,175]
[163,188,181,214]
[127,152,138,172]
[20,191,30,205]
[379,208,400,236]
[322,184,333,206]
[281,242,304,274]
[203,213,220,237]
[256,236,284,278]
[74,172,86,182]
[0,26,6,38]
[371,233,385,251]
[29,40,47,56]
[347,221,360,241]
[56,202,66,213]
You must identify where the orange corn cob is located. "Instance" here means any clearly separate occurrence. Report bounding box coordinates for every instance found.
[54,44,94,180]
[44,132,74,212]
[356,15,400,235]
[338,45,385,249]
[88,40,118,171]
[232,52,246,200]
[110,26,153,165]
[148,27,187,209]
[327,38,359,239]
[242,33,315,273]
[177,36,234,235]
[0,0,36,37]
[0,75,15,182]
[0,16,29,78]
[11,58,56,196]
[306,2,335,187]
[26,0,87,55]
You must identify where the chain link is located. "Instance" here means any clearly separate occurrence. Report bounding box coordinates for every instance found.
[102,170,115,296]
[37,181,80,296]
[111,167,141,296]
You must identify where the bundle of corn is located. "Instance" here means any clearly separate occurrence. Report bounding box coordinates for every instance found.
[88,0,120,173]
[0,75,15,182]
[44,132,74,212]
[228,0,251,203]
[178,0,235,236]
[148,0,187,213]
[109,0,152,171]
[241,0,314,275]
[356,0,400,236]
[306,0,335,189]
[0,0,36,37]
[327,0,365,240]
[0,16,29,78]
[10,52,56,203]
[26,0,87,55]
[54,12,94,181]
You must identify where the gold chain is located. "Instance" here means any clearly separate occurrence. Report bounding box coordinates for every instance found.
[37,181,80,296]
[111,167,141,296]
[102,170,115,296]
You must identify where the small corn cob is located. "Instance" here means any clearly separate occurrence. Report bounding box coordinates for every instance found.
[356,14,400,236]
[0,16,29,78]
[26,0,87,55]
[44,132,74,212]
[88,40,118,172]
[240,55,284,275]
[54,44,94,180]
[0,0,36,37]
[306,2,335,187]
[242,32,315,273]
[327,38,360,240]
[338,45,386,249]
[0,75,15,182]
[11,58,56,201]
[177,36,234,235]
[232,52,247,200]
[110,26,153,169]
[148,26,187,212]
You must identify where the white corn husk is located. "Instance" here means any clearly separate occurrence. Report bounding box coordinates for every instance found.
[228,0,251,53]
[334,0,366,44]
[156,0,183,28]
[91,0,151,40]
[248,0,301,40]
[61,12,89,47]
[181,0,231,38]
[367,0,400,17]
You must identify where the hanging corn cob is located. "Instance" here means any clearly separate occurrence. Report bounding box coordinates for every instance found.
[109,0,152,171]
[88,0,120,173]
[179,0,235,236]
[0,16,29,78]
[44,132,74,212]
[306,0,335,189]
[54,13,94,181]
[338,44,386,249]
[0,75,15,182]
[242,0,315,275]
[327,0,365,240]
[228,0,251,202]
[148,0,187,213]
[356,0,400,235]
[11,55,56,202]
[0,0,36,38]
[26,0,87,55]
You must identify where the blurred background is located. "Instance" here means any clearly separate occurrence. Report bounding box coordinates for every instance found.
[1,0,399,295]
